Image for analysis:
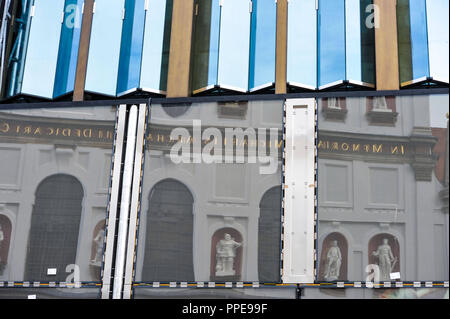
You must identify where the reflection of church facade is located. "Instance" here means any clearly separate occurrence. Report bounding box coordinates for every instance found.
[0,96,448,298]
[0,107,116,282]
[310,95,449,298]
[133,101,283,283]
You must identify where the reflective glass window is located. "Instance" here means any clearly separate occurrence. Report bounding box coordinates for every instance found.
[140,0,173,94]
[115,0,173,97]
[317,94,449,283]
[397,0,430,86]
[318,0,346,88]
[287,0,317,90]
[20,0,65,98]
[191,0,221,94]
[249,0,276,92]
[53,0,84,98]
[133,100,283,283]
[85,0,125,96]
[318,0,375,89]
[217,0,251,92]
[409,0,429,81]
[117,0,146,96]
[5,0,34,98]
[0,106,116,287]
[426,0,449,84]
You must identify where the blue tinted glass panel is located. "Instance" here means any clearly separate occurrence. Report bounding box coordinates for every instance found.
[318,0,345,88]
[21,0,65,98]
[85,0,125,96]
[426,0,449,83]
[6,0,33,97]
[287,0,317,89]
[140,0,171,93]
[53,0,84,98]
[116,0,145,95]
[217,0,251,92]
[249,0,276,91]
[345,0,362,83]
[191,0,221,93]
[409,0,429,80]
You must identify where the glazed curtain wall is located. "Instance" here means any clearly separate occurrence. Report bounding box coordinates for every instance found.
[317,0,375,89]
[85,0,173,97]
[6,0,84,99]
[397,0,449,86]
[191,0,276,94]
[5,0,173,100]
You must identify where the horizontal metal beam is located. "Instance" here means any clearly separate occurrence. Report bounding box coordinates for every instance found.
[0,88,448,110]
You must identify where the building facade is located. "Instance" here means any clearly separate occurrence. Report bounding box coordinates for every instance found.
[0,0,448,300]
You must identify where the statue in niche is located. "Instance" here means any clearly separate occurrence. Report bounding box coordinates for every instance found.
[372,238,397,281]
[215,233,242,277]
[324,240,342,281]
[373,96,392,112]
[91,229,105,266]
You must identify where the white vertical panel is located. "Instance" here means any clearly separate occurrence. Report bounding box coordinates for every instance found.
[101,105,127,299]
[123,103,147,299]
[283,98,316,284]
[113,105,138,299]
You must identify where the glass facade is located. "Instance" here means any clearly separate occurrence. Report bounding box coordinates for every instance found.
[287,0,317,90]
[249,0,276,92]
[134,100,283,284]
[191,0,221,94]
[86,0,173,97]
[54,0,84,98]
[0,94,449,299]
[6,0,83,99]
[117,0,173,96]
[85,0,125,96]
[398,0,449,86]
[318,0,375,89]
[0,0,448,102]
[0,105,117,294]
[0,0,448,302]
[192,0,275,94]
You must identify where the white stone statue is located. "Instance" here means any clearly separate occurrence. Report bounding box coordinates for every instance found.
[372,238,397,281]
[324,240,342,281]
[91,229,105,266]
[215,233,242,277]
[373,96,392,112]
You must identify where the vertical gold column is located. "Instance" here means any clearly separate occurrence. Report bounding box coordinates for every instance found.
[374,0,400,91]
[275,0,287,94]
[166,0,195,98]
[73,0,94,102]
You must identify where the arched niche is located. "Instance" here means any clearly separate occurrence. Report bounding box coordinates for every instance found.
[142,178,195,282]
[0,215,12,276]
[210,227,243,282]
[368,233,400,281]
[319,232,348,281]
[258,186,282,283]
[24,174,83,282]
